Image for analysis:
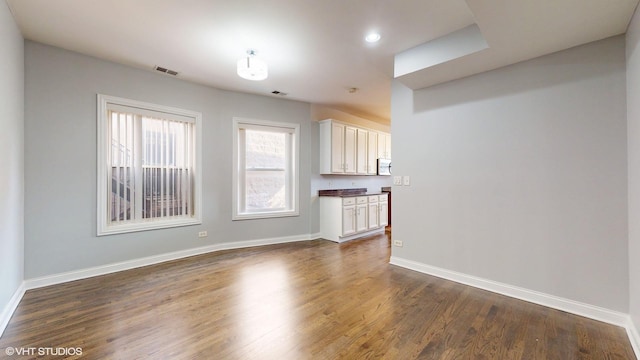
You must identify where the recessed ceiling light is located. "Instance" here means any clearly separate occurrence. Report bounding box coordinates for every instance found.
[365,32,381,43]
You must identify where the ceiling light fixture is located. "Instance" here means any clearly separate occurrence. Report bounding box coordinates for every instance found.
[237,49,268,81]
[365,32,381,43]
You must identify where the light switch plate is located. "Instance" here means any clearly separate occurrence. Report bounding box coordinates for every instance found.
[393,176,402,186]
[403,176,411,186]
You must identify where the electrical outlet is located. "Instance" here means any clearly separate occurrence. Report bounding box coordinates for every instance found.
[403,176,411,186]
[198,231,208,238]
[393,176,402,186]
[393,239,403,247]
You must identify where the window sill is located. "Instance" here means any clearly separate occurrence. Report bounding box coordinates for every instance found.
[232,210,299,221]
[97,217,202,236]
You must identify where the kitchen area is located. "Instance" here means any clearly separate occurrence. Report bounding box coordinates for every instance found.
[313,116,393,243]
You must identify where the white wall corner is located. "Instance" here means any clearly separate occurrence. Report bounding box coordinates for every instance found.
[0,283,26,337]
[389,256,630,327]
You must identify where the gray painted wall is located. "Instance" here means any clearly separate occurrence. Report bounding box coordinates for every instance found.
[24,42,313,279]
[391,36,629,311]
[627,6,640,334]
[0,2,24,319]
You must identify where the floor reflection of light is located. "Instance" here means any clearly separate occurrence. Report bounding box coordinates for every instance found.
[237,260,295,357]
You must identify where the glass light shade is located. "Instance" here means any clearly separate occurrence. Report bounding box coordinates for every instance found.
[237,54,268,81]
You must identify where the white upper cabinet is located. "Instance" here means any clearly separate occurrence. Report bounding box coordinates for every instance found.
[377,132,391,159]
[330,122,345,173]
[356,129,368,175]
[326,121,356,174]
[367,131,378,175]
[319,119,390,175]
[344,125,357,174]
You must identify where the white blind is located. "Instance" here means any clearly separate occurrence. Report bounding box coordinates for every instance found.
[108,109,195,225]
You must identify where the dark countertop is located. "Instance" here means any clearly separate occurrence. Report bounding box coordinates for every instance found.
[318,188,388,197]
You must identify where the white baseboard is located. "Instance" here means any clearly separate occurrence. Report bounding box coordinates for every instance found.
[390,256,640,358]
[1,234,316,337]
[627,317,640,358]
[5,242,637,358]
[0,283,26,338]
[389,256,629,327]
[24,233,315,290]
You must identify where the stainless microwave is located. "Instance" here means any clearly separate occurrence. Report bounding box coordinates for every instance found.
[377,158,391,175]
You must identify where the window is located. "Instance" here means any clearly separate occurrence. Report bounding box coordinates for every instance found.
[97,95,202,235]
[233,118,299,220]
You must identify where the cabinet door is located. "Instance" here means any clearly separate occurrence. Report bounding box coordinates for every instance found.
[377,132,386,158]
[377,132,391,159]
[342,205,356,235]
[356,203,368,232]
[356,129,368,174]
[379,201,388,227]
[331,123,345,173]
[384,133,391,159]
[367,131,378,174]
[344,126,357,174]
[368,202,379,229]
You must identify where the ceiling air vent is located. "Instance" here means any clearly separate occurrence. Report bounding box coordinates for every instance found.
[271,90,288,96]
[154,66,179,76]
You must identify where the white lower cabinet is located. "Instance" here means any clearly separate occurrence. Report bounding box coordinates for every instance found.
[342,205,356,236]
[320,194,388,243]
[355,197,368,233]
[379,194,388,227]
[368,196,379,229]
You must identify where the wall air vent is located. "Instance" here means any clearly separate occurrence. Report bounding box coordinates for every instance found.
[154,66,179,76]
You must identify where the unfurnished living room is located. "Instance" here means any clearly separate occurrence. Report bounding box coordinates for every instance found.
[2,0,640,359]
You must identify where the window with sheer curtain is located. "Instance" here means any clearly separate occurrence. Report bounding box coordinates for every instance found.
[233,118,299,220]
[97,95,201,235]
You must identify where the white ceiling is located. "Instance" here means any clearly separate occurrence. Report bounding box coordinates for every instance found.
[6,0,639,124]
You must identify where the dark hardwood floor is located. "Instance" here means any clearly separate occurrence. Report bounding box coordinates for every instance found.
[0,234,635,359]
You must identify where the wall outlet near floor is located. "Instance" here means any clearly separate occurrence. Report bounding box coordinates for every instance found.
[393,176,402,186]
[198,231,208,238]
[393,239,403,247]
[403,176,411,186]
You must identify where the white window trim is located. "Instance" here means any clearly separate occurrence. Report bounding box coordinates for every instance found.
[232,117,300,220]
[97,94,202,236]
